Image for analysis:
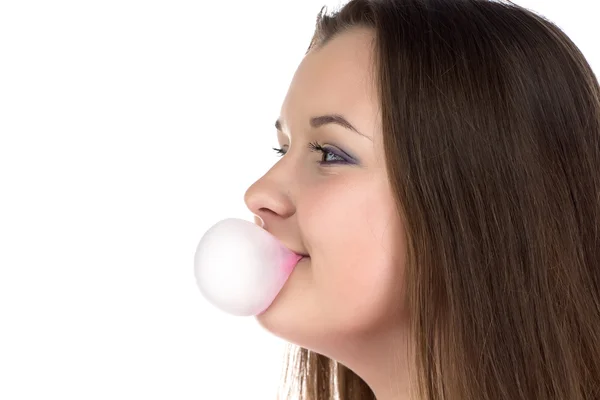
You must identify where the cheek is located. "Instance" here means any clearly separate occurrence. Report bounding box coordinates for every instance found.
[303,177,407,328]
[321,242,403,326]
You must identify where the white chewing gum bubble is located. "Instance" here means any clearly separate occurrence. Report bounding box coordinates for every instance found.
[194,218,303,316]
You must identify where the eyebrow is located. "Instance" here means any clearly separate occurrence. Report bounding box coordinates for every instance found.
[275,114,372,141]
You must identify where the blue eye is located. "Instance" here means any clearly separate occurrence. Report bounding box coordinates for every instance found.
[272,141,351,165]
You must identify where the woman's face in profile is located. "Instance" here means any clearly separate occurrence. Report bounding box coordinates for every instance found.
[244,28,408,359]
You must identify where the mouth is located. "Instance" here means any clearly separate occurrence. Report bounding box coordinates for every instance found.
[297,256,310,266]
[291,250,309,258]
[294,253,310,264]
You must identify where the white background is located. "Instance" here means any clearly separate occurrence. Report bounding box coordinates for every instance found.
[0,1,598,399]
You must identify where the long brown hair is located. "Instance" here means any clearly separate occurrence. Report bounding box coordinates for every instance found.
[276,1,600,399]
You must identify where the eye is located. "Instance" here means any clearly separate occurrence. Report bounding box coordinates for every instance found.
[272,141,351,165]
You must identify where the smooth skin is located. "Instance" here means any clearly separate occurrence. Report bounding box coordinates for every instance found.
[244,28,412,400]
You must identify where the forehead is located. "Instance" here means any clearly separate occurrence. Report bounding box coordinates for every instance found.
[279,28,380,135]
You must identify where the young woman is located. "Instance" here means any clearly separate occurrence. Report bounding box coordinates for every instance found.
[244,0,600,399]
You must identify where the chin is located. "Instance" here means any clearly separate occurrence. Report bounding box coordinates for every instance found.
[254,256,314,330]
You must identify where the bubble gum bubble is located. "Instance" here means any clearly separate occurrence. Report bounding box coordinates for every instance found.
[194,218,303,316]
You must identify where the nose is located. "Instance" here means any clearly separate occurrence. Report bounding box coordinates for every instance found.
[244,173,295,230]
[253,215,264,228]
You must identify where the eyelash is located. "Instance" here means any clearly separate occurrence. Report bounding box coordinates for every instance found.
[272,141,349,165]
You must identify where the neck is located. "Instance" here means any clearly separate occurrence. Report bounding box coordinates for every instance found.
[331,325,414,400]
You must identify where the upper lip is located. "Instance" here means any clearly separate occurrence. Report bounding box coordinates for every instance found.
[271,236,309,257]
